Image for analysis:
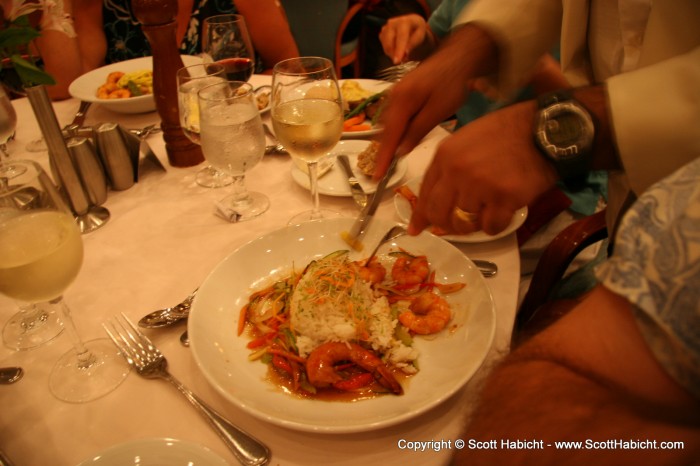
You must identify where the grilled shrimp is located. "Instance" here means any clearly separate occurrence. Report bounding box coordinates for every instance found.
[391,253,429,290]
[106,71,125,84]
[399,291,451,335]
[305,342,403,395]
[353,257,386,285]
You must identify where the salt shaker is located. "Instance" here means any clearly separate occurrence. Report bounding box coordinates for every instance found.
[67,137,108,206]
[96,122,135,191]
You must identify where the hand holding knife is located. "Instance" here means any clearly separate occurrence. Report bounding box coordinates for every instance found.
[342,156,399,250]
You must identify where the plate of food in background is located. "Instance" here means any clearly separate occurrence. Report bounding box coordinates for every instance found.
[69,55,201,114]
[340,79,390,138]
[290,140,407,196]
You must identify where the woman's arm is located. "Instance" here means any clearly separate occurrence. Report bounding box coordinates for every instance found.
[34,0,106,100]
[234,0,298,73]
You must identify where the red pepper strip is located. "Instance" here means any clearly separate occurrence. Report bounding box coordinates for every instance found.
[333,373,374,391]
[246,336,267,349]
[267,347,307,364]
[272,353,293,374]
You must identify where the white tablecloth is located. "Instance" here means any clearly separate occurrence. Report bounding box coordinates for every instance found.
[0,75,520,466]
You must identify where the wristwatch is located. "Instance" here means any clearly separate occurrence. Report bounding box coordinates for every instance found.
[534,90,595,181]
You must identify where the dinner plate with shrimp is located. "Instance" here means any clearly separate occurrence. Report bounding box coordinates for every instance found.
[68,55,201,114]
[188,217,496,433]
[394,176,529,243]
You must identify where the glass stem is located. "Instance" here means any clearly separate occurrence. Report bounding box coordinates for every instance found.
[308,161,321,219]
[51,296,95,369]
[17,303,48,332]
[230,174,248,203]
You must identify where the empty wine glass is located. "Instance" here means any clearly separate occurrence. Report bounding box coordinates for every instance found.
[271,57,344,224]
[0,86,17,158]
[177,63,232,187]
[198,81,268,222]
[196,14,256,189]
[0,160,130,402]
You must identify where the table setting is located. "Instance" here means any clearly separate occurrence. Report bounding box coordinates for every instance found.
[0,57,521,466]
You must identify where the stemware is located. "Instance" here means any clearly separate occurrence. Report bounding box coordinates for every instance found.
[0,160,130,402]
[0,86,17,158]
[271,57,344,224]
[202,14,256,82]
[176,62,231,188]
[198,81,268,222]
[196,14,256,189]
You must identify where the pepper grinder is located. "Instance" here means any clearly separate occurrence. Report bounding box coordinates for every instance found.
[131,0,204,167]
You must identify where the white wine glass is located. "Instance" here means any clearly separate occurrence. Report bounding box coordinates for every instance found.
[176,62,232,187]
[271,57,344,224]
[197,14,256,189]
[0,160,130,402]
[198,81,268,222]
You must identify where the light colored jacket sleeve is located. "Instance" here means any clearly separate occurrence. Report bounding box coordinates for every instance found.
[608,47,700,196]
[455,0,561,93]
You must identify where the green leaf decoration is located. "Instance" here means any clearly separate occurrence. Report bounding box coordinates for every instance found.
[10,54,55,86]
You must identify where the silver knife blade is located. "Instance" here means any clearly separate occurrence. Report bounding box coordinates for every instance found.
[337,154,367,209]
[342,156,399,250]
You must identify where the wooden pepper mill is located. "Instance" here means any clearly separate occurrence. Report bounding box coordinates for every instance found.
[131,0,204,167]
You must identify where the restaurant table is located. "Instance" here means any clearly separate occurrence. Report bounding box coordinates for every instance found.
[0,75,520,466]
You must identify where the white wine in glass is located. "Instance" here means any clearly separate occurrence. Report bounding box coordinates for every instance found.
[177,62,232,188]
[198,81,268,222]
[177,63,227,144]
[0,160,130,402]
[271,57,343,225]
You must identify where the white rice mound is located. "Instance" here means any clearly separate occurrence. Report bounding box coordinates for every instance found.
[290,252,417,372]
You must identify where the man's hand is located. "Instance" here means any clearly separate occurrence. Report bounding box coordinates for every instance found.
[409,100,559,236]
[373,24,498,183]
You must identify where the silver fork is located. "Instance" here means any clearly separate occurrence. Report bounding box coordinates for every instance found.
[104,314,270,466]
[376,60,420,82]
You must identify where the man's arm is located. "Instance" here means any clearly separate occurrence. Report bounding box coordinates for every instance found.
[456,285,700,465]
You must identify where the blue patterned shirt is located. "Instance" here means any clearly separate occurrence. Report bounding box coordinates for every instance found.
[597,157,700,399]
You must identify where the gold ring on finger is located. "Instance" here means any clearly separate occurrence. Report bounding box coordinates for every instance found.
[453,206,478,223]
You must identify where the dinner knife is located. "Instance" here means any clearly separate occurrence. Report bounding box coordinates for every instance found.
[342,156,399,250]
[337,154,367,209]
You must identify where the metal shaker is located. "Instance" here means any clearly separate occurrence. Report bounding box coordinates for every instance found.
[25,85,110,233]
[66,137,108,206]
[95,122,136,191]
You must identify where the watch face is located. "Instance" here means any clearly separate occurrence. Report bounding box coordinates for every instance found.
[544,112,583,146]
[536,102,595,160]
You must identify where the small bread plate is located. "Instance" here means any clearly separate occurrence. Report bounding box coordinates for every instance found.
[75,438,230,466]
[394,176,528,243]
[69,55,201,114]
[188,217,496,433]
[290,140,407,196]
[340,79,391,138]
